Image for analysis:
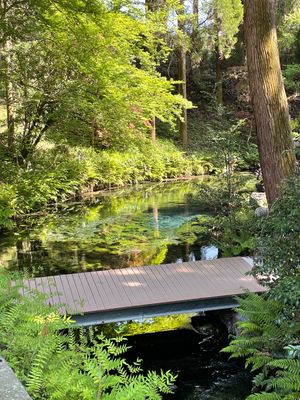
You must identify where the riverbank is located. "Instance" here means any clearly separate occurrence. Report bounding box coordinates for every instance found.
[0,139,212,230]
[0,177,258,277]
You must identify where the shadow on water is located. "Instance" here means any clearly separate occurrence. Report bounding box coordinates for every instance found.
[100,313,252,400]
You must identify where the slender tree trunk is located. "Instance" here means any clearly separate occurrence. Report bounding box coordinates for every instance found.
[244,0,296,205]
[192,0,199,38]
[215,17,223,106]
[178,0,188,148]
[2,1,15,149]
[178,47,188,147]
[145,0,161,144]
[215,42,223,106]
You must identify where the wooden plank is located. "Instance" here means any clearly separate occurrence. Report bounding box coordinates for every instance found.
[172,263,203,295]
[187,261,220,298]
[26,257,265,317]
[41,277,58,306]
[148,265,183,301]
[226,258,262,293]
[51,275,67,313]
[92,270,132,310]
[204,259,247,296]
[205,259,240,293]
[58,275,80,314]
[131,266,170,303]
[168,263,206,300]
[117,268,150,305]
[95,270,127,310]
[32,276,56,307]
[76,273,100,313]
[84,272,107,310]
[67,274,86,313]
[89,271,112,310]
[152,263,190,300]
[142,264,175,301]
[118,267,154,304]
[108,269,134,307]
[182,263,216,297]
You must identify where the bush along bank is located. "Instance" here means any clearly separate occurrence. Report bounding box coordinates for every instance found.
[0,139,211,230]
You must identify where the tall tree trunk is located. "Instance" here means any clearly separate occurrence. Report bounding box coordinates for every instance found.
[2,1,15,149]
[215,41,223,107]
[244,0,296,205]
[178,0,188,148]
[215,17,223,106]
[145,0,161,144]
[178,47,188,147]
[192,0,199,38]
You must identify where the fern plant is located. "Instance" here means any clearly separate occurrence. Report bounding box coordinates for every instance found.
[0,271,176,400]
[223,292,300,400]
[223,172,300,399]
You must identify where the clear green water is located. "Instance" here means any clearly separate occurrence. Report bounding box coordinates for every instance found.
[0,178,252,399]
[0,179,214,276]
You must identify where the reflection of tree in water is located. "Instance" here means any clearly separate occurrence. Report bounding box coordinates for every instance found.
[3,180,215,277]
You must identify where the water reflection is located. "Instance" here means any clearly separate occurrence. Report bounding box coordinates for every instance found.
[0,179,216,277]
[0,178,253,399]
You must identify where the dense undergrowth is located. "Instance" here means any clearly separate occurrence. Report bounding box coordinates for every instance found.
[224,171,300,399]
[0,270,176,399]
[0,138,210,230]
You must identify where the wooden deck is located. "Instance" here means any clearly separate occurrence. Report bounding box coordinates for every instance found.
[24,257,265,325]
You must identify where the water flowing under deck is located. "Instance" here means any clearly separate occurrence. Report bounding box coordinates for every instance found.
[24,257,265,326]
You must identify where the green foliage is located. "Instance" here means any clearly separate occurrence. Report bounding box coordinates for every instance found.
[0,139,209,229]
[211,0,243,58]
[283,64,300,92]
[201,0,243,58]
[187,111,259,173]
[278,2,300,62]
[1,0,191,157]
[174,172,257,256]
[224,172,300,399]
[253,170,300,279]
[222,291,300,400]
[0,183,16,229]
[217,208,255,257]
[102,314,194,337]
[0,270,176,399]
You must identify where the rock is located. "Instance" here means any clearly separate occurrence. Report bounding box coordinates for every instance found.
[201,245,219,260]
[255,206,269,218]
[0,357,32,400]
[189,252,196,262]
[250,192,267,208]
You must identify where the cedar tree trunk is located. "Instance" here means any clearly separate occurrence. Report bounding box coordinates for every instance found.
[178,0,188,148]
[244,0,296,205]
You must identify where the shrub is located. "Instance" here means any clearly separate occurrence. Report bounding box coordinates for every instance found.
[283,64,300,92]
[0,183,16,230]
[224,171,300,399]
[222,290,300,400]
[253,170,300,279]
[0,138,211,228]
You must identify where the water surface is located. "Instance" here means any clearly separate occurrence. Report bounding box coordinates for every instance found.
[1,180,215,276]
[0,178,253,400]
